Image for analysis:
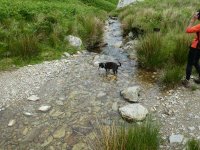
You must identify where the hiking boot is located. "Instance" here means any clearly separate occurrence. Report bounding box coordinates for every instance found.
[182,79,190,88]
[194,77,200,84]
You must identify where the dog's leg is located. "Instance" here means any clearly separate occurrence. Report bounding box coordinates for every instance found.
[112,69,115,74]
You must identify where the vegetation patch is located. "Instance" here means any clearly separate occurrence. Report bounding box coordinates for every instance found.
[0,0,118,70]
[186,139,200,150]
[89,119,160,150]
[118,0,198,86]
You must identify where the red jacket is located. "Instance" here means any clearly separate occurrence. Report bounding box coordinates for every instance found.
[186,24,200,48]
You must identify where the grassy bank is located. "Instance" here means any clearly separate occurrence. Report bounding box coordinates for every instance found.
[90,119,160,150]
[0,0,118,70]
[118,0,199,86]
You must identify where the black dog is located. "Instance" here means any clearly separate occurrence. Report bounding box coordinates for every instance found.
[99,62,121,74]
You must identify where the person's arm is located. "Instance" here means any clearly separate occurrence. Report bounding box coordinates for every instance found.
[186,12,200,33]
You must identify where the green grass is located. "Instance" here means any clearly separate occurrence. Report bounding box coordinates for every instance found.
[90,119,160,150]
[186,139,200,150]
[136,33,166,70]
[118,0,198,86]
[162,66,184,87]
[0,0,118,70]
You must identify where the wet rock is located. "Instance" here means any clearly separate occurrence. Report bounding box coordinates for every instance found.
[113,31,121,37]
[150,106,157,112]
[38,105,51,112]
[128,32,134,38]
[8,119,16,127]
[120,86,141,102]
[49,146,55,150]
[59,96,66,101]
[72,142,88,150]
[169,134,184,144]
[53,126,66,139]
[50,109,65,117]
[86,132,96,141]
[114,41,122,48]
[23,112,34,117]
[119,104,148,121]
[41,136,53,147]
[65,35,82,48]
[27,95,40,101]
[97,92,106,98]
[62,143,68,150]
[23,126,44,142]
[112,102,118,111]
[55,100,64,106]
[188,126,195,131]
[22,127,29,136]
[0,107,5,112]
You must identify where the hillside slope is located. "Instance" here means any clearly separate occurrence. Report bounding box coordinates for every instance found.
[0,0,118,70]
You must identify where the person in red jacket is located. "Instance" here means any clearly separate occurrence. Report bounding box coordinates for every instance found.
[182,11,200,88]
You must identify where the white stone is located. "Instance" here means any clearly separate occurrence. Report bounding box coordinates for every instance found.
[97,92,106,98]
[114,41,122,48]
[23,112,33,116]
[188,126,195,131]
[27,95,40,101]
[63,52,71,57]
[120,86,141,102]
[169,134,184,144]
[38,105,51,112]
[119,104,148,121]
[8,119,16,127]
[65,35,82,48]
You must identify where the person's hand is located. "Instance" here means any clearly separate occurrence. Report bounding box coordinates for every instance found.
[191,12,199,22]
[190,12,199,25]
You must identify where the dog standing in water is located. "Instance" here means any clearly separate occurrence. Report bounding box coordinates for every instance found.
[99,62,121,74]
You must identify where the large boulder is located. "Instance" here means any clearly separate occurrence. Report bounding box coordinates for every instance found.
[65,35,82,48]
[120,86,141,102]
[119,104,148,121]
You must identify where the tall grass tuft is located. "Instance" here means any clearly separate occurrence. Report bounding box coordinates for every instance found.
[186,139,200,150]
[77,15,104,51]
[136,33,166,70]
[162,66,184,86]
[90,119,160,150]
[7,35,39,59]
[172,34,191,66]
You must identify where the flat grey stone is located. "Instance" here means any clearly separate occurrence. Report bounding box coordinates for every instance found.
[169,134,184,144]
[27,95,40,101]
[8,119,16,127]
[38,105,51,112]
[53,126,66,139]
